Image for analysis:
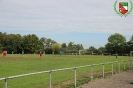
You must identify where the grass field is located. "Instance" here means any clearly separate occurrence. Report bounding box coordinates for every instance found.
[0,54,130,88]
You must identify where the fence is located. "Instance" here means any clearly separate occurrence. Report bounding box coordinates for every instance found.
[0,60,132,88]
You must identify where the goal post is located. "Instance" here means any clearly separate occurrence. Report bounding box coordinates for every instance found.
[79,50,86,55]
[130,51,133,69]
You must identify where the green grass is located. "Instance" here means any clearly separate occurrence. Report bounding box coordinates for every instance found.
[0,54,130,88]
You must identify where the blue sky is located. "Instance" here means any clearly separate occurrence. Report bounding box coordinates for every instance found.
[0,0,133,49]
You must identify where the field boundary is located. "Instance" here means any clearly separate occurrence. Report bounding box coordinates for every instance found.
[0,60,132,88]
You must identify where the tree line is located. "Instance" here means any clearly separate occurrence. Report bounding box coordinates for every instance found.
[86,33,133,55]
[0,32,133,55]
[0,32,84,54]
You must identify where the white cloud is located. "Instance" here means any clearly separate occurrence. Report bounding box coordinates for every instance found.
[0,0,133,35]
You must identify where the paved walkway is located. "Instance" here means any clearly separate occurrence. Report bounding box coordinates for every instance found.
[78,70,133,88]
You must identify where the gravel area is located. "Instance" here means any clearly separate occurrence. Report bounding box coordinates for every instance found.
[78,70,133,88]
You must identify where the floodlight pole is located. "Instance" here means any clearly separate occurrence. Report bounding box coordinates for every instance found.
[130,51,133,69]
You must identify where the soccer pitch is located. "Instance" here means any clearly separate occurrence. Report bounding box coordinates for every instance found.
[0,54,130,88]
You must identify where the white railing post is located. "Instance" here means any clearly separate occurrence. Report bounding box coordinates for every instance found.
[112,63,113,75]
[49,71,52,88]
[119,61,121,73]
[74,68,76,88]
[90,65,93,81]
[118,61,120,73]
[5,78,7,88]
[130,51,133,69]
[124,61,125,70]
[129,60,130,69]
[102,64,104,78]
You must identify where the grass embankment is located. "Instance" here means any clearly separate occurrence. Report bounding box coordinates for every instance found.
[0,54,130,88]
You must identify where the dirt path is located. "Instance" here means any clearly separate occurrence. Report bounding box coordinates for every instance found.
[78,70,133,88]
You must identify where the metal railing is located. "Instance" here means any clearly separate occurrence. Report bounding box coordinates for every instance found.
[0,60,131,88]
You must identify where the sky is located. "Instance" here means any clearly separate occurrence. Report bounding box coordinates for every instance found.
[0,0,133,49]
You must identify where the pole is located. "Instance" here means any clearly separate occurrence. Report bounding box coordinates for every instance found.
[74,68,76,88]
[124,61,125,70]
[50,71,52,88]
[5,78,7,88]
[102,64,104,78]
[118,61,120,73]
[129,60,130,69]
[90,65,93,81]
[130,51,133,69]
[112,63,113,75]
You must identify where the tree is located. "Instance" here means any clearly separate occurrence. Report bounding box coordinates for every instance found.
[0,32,2,53]
[13,34,23,53]
[0,32,87,54]
[108,33,126,44]
[105,43,113,53]
[124,42,130,54]
[68,42,74,50]
[61,43,67,48]
[51,43,61,54]
[39,37,57,54]
[87,46,97,54]
[125,35,133,53]
[0,44,2,53]
[130,35,133,42]
[98,47,105,55]
[107,33,126,55]
[23,34,40,53]
[60,43,68,53]
[1,32,8,51]
[76,44,84,50]
[67,42,84,53]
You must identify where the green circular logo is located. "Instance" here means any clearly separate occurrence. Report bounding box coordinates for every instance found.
[114,0,133,17]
